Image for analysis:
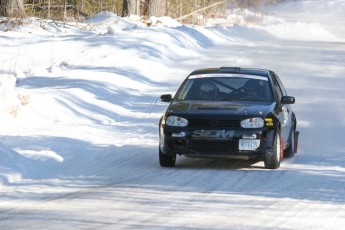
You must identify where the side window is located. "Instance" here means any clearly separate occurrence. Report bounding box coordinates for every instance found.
[271,73,283,100]
[274,73,287,96]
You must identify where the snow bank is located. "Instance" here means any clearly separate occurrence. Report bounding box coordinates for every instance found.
[0,141,35,183]
[264,0,345,41]
[255,21,342,41]
[0,74,30,116]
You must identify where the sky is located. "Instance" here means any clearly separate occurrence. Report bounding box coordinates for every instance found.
[1,0,345,229]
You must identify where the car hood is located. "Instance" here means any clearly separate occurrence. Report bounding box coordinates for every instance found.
[166,100,274,117]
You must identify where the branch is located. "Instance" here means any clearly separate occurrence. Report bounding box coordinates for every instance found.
[174,1,227,21]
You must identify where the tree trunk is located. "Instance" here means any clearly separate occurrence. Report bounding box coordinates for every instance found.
[0,0,27,17]
[47,0,51,18]
[147,0,166,17]
[122,0,139,17]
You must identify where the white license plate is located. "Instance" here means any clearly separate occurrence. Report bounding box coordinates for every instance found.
[239,139,260,150]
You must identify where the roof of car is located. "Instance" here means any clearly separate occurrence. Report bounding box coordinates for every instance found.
[189,67,271,77]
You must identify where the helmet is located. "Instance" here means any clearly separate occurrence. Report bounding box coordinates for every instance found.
[244,80,259,94]
[244,79,260,88]
[200,82,218,100]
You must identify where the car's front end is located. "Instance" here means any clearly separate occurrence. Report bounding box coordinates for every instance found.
[159,101,279,160]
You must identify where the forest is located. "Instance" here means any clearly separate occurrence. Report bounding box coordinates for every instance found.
[1,0,281,25]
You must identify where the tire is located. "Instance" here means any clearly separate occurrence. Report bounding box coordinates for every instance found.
[159,148,176,167]
[264,131,281,169]
[284,126,295,158]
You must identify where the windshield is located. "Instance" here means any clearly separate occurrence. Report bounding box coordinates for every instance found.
[176,74,274,102]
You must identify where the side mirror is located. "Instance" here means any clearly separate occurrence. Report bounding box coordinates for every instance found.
[281,96,295,104]
[160,94,172,102]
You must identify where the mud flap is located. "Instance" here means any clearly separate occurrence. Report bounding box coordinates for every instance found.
[280,137,284,160]
[294,131,299,153]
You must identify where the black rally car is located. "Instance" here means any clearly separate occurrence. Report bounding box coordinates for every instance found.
[159,67,299,169]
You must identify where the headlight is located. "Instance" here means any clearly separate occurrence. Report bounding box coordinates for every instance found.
[166,116,188,127]
[241,117,264,128]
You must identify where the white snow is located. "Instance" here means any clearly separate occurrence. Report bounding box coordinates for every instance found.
[1,0,345,229]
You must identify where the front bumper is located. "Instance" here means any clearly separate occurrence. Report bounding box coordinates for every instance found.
[160,125,276,159]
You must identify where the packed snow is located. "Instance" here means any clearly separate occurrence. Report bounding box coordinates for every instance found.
[1,0,345,229]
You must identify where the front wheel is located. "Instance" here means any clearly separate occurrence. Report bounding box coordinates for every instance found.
[264,131,281,169]
[159,148,176,167]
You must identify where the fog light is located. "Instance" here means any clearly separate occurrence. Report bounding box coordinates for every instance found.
[172,131,186,137]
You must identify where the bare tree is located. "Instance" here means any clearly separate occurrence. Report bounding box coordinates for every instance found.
[122,0,140,17]
[0,0,27,17]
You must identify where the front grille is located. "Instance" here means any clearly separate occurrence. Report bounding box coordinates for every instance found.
[188,118,240,128]
[189,139,238,153]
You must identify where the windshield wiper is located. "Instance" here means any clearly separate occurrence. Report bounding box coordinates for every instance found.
[216,98,235,101]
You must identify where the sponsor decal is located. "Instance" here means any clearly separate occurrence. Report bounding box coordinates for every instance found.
[188,73,268,81]
[192,130,235,139]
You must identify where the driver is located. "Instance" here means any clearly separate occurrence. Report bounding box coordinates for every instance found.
[242,80,260,99]
[200,81,218,100]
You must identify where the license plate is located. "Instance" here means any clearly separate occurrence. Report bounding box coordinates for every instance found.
[239,139,260,150]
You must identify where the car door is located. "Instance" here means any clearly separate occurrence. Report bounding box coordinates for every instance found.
[271,72,294,147]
